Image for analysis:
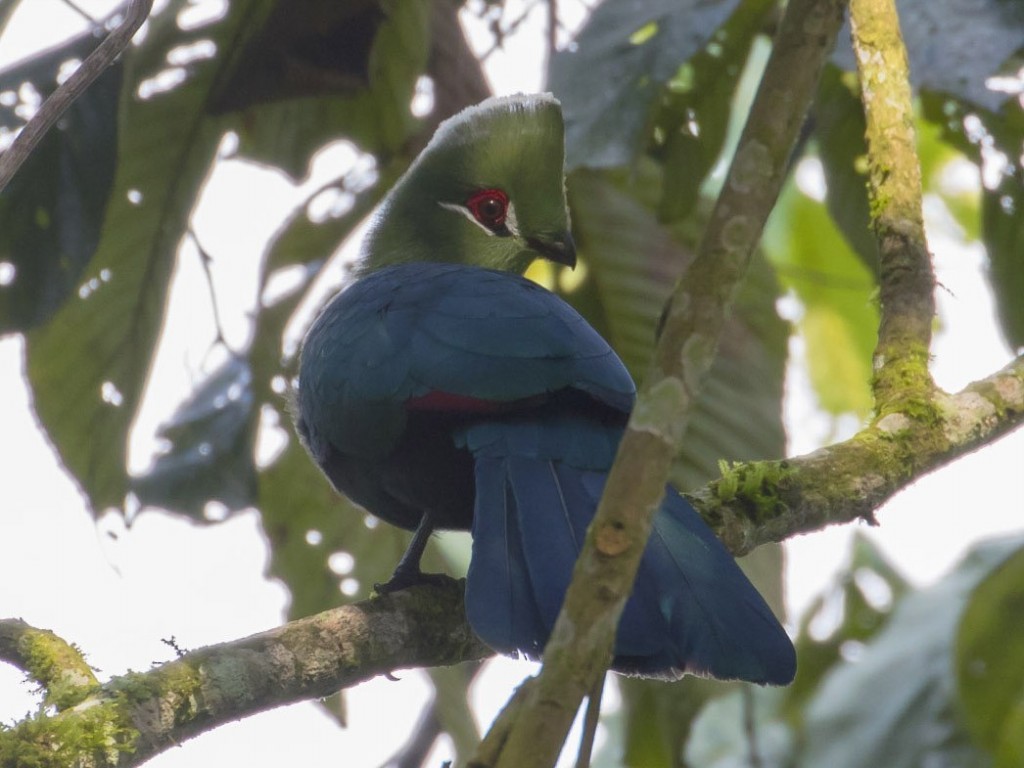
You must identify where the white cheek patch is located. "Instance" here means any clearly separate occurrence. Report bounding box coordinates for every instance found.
[438,200,520,238]
[438,201,495,236]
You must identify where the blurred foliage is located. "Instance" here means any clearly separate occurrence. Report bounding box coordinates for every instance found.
[1,0,1023,765]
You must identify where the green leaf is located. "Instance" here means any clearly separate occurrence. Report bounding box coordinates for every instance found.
[567,168,788,489]
[833,0,1024,112]
[917,88,1024,351]
[550,0,745,170]
[131,356,256,518]
[24,0,265,512]
[653,0,772,223]
[800,536,1024,768]
[956,544,1024,762]
[684,687,794,768]
[788,533,909,712]
[0,32,120,332]
[224,0,430,177]
[814,66,878,276]
[616,676,727,768]
[982,178,1024,350]
[916,113,981,244]
[764,177,878,417]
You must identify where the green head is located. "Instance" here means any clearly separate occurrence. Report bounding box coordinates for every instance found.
[361,93,575,274]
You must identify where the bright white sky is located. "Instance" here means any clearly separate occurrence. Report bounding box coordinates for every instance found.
[0,1,1022,766]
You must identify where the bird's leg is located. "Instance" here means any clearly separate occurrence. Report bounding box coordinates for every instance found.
[375,513,449,593]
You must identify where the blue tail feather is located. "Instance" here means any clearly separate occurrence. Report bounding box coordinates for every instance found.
[465,452,796,684]
[465,457,548,660]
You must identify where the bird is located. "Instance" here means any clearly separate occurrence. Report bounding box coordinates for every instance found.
[295,93,796,684]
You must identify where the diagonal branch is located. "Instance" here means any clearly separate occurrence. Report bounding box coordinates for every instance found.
[693,354,1024,554]
[0,581,490,768]
[0,0,153,193]
[481,1,851,765]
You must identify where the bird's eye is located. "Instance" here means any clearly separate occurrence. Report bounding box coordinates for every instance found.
[466,188,508,230]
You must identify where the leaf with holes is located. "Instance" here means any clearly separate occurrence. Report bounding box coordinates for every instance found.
[833,0,1024,112]
[131,356,256,518]
[801,537,1023,768]
[763,177,878,417]
[550,0,747,170]
[0,31,120,332]
[23,0,286,513]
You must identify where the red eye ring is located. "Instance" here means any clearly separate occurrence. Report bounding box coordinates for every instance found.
[466,188,508,229]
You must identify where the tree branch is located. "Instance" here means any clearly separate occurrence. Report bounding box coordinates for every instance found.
[479,1,851,765]
[0,581,491,768]
[849,0,937,412]
[0,0,153,193]
[693,354,1024,554]
[0,619,99,711]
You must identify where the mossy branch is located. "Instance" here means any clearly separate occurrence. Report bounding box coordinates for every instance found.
[849,0,937,412]
[0,619,99,711]
[0,581,490,768]
[478,1,850,766]
[694,354,1024,554]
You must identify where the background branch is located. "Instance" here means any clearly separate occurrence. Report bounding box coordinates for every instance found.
[0,0,153,192]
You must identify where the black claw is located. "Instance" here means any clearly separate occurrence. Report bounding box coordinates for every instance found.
[374,569,449,594]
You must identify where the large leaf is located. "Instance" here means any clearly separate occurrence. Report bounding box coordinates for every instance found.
[0,30,120,332]
[800,536,1024,768]
[813,66,878,276]
[684,687,794,768]
[568,169,788,487]
[23,0,275,513]
[550,0,747,170]
[956,544,1024,766]
[917,87,1024,351]
[651,0,772,223]
[763,176,878,417]
[131,355,256,517]
[219,0,430,178]
[833,0,1024,112]
[787,533,909,712]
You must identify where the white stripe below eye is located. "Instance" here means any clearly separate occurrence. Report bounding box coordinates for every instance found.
[438,201,495,236]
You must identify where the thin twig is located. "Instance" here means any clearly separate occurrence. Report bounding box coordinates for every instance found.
[574,673,604,768]
[742,686,763,768]
[189,228,231,351]
[58,0,98,25]
[0,0,153,193]
[547,0,558,62]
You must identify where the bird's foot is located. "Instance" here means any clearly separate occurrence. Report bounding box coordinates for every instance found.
[374,568,450,594]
